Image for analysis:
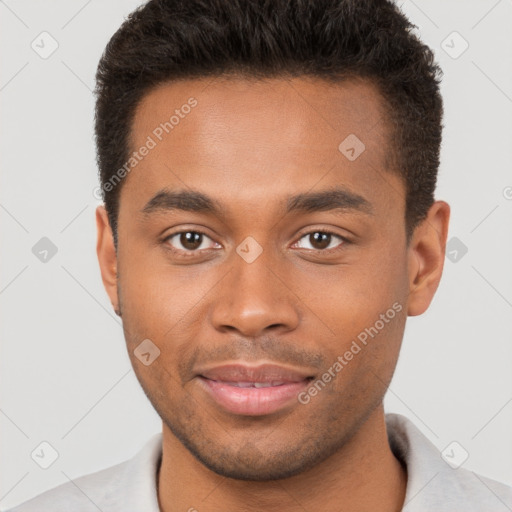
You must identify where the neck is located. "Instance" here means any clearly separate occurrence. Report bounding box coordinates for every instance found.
[157,405,406,512]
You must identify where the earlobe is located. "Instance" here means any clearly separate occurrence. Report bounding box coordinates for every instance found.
[407,201,450,317]
[95,205,120,314]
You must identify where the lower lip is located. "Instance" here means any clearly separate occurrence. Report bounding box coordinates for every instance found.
[197,376,311,416]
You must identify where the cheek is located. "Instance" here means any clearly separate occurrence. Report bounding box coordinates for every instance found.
[294,250,408,386]
[290,249,407,335]
[116,249,222,340]
[308,304,406,412]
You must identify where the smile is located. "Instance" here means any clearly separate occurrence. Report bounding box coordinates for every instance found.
[193,362,316,416]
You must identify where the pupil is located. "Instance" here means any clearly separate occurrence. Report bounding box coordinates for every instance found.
[180,232,202,250]
[311,232,330,249]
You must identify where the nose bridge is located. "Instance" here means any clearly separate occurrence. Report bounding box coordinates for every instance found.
[210,246,300,336]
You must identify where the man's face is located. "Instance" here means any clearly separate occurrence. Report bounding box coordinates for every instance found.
[102,77,415,479]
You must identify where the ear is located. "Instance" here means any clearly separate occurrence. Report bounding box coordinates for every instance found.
[96,205,120,315]
[407,200,450,316]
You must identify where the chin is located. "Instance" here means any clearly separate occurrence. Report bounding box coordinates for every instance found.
[173,428,327,482]
[192,455,315,482]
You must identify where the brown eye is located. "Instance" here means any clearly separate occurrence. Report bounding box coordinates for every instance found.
[180,231,203,250]
[165,231,218,252]
[295,231,346,251]
[309,232,331,249]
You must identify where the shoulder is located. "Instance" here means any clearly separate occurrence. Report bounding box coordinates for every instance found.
[386,413,512,512]
[6,433,163,512]
[6,461,126,512]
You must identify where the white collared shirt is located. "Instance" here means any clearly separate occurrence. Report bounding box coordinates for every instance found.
[7,414,512,511]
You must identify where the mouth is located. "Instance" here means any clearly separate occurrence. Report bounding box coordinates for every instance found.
[195,363,315,416]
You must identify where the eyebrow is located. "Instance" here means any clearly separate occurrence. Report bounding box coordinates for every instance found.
[142,189,223,216]
[141,187,374,217]
[285,188,374,216]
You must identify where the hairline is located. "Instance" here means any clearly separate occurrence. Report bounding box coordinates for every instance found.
[108,72,411,249]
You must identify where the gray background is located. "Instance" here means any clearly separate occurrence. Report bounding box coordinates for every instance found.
[1,0,511,508]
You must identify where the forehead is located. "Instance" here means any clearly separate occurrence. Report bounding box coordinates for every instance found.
[131,75,389,157]
[122,75,401,218]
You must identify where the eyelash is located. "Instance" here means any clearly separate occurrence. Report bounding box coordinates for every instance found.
[293,229,350,253]
[162,229,350,257]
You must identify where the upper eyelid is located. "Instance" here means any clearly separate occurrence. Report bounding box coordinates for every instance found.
[294,228,350,243]
[296,229,347,239]
[164,230,217,247]
[292,231,348,249]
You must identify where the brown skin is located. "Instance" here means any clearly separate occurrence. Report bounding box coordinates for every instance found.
[96,76,450,511]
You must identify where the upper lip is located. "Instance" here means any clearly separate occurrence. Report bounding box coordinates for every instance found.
[197,363,314,383]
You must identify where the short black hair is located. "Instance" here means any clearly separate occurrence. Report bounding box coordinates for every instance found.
[94,0,443,247]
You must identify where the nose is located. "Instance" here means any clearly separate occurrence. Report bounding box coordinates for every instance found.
[209,251,301,338]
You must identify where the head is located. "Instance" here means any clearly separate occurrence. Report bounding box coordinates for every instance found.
[95,0,450,480]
